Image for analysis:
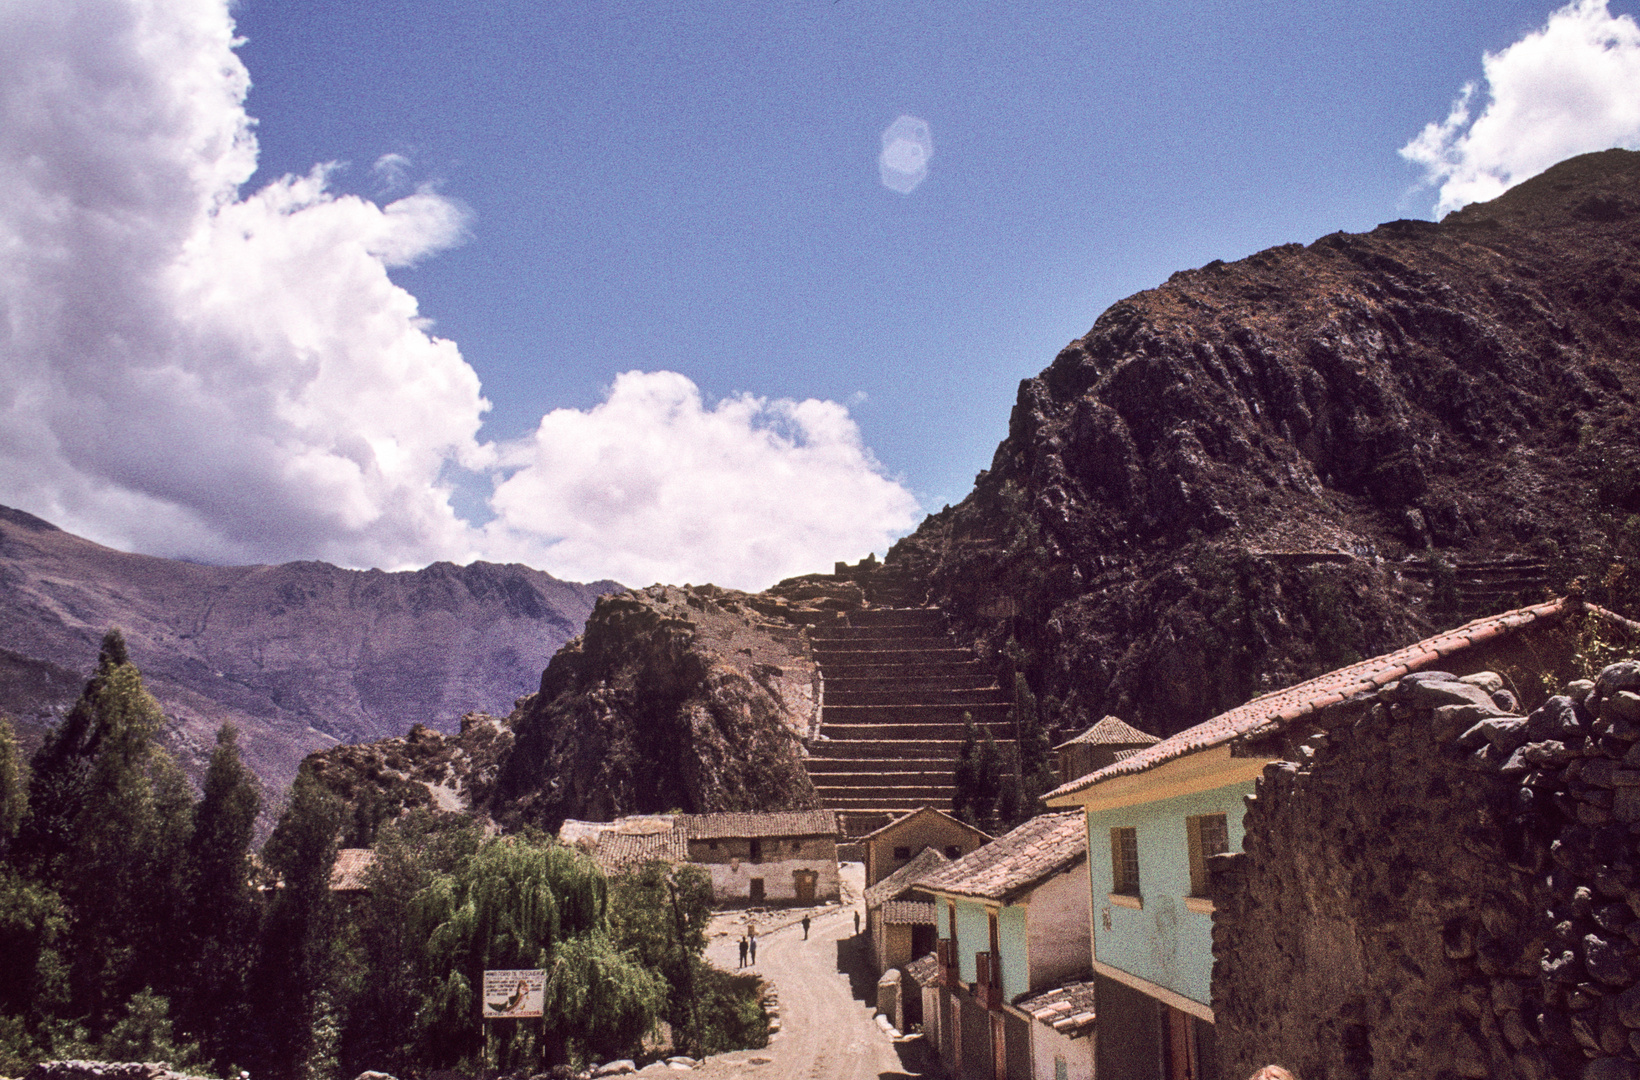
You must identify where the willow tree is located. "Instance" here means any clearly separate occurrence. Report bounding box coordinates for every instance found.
[413,837,663,1072]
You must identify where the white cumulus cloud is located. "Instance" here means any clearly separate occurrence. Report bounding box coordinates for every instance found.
[0,0,918,589]
[484,371,920,590]
[1401,0,1640,217]
[0,0,486,569]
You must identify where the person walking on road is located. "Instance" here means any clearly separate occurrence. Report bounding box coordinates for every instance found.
[738,936,748,968]
[749,935,758,965]
[802,914,811,940]
[854,910,860,936]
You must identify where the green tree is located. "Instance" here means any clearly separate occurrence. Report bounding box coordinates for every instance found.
[413,837,663,1071]
[15,630,194,1034]
[1008,673,1057,826]
[99,989,199,1069]
[0,866,71,1062]
[0,715,27,858]
[246,760,343,1079]
[951,714,979,826]
[607,862,718,1052]
[178,724,263,1069]
[952,714,1005,832]
[335,812,482,1079]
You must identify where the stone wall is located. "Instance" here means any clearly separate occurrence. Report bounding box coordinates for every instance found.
[24,1064,213,1080]
[1212,661,1640,1080]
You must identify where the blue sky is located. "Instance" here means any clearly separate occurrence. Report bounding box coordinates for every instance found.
[231,0,1606,514]
[2,0,1638,587]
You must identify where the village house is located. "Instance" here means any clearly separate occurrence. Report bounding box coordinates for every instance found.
[678,809,841,904]
[916,810,1091,1080]
[1052,716,1160,789]
[558,815,688,876]
[860,805,992,888]
[329,847,376,895]
[865,845,946,974]
[558,810,841,903]
[1045,596,1639,1080]
[1017,980,1098,1080]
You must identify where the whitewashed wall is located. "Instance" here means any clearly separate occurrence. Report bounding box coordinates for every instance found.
[702,857,840,902]
[1026,862,1092,992]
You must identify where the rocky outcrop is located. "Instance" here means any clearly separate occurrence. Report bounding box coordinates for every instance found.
[489,583,843,830]
[300,712,515,844]
[886,149,1640,741]
[0,504,617,791]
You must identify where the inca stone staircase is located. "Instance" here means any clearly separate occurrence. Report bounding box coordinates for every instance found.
[805,602,1014,837]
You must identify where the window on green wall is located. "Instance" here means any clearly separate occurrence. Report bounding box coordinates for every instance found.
[1110,827,1140,895]
[1187,813,1229,897]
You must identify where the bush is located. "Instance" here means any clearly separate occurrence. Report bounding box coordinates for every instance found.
[684,967,766,1056]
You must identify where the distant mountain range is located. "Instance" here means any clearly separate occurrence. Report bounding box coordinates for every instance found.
[0,503,618,794]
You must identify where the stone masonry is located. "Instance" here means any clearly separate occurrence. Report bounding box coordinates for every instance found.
[805,606,1012,836]
[1213,660,1640,1080]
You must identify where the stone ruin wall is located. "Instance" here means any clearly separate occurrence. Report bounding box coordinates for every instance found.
[1212,647,1640,1080]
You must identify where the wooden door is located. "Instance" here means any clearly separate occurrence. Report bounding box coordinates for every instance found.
[1166,1007,1195,1080]
[794,870,816,903]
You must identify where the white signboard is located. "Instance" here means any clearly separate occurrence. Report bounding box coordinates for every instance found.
[483,969,545,1019]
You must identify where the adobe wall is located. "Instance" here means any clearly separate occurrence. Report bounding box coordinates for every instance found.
[1026,861,1093,995]
[699,856,840,903]
[1031,1021,1095,1080]
[867,815,987,885]
[1212,660,1640,1080]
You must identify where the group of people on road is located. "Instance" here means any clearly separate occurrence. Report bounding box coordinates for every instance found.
[734,912,819,967]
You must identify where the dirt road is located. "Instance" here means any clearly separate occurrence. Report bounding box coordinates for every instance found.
[666,865,937,1080]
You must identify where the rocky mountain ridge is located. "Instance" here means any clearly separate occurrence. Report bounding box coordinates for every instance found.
[0,504,617,791]
[450,149,1640,829]
[892,148,1640,739]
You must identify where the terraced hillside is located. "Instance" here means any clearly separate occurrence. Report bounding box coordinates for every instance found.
[807,605,1012,836]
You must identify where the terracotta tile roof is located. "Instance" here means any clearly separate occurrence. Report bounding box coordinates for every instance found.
[679,810,840,840]
[330,848,376,891]
[904,951,943,987]
[1047,597,1579,800]
[881,900,938,925]
[1017,979,1098,1036]
[865,846,949,907]
[592,829,688,873]
[1053,715,1159,750]
[859,805,992,843]
[559,814,678,846]
[915,811,1087,903]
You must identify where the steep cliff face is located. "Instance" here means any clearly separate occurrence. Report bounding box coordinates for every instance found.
[489,583,846,830]
[889,149,1640,738]
[0,504,617,788]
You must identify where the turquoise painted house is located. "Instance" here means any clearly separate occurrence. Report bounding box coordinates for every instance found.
[1047,745,1260,1080]
[1042,601,1579,1080]
[913,811,1091,1080]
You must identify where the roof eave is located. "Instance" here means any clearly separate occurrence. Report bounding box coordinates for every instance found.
[1045,743,1269,813]
[916,851,1087,906]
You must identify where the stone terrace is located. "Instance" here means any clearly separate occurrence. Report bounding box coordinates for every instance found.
[805,603,1012,837]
